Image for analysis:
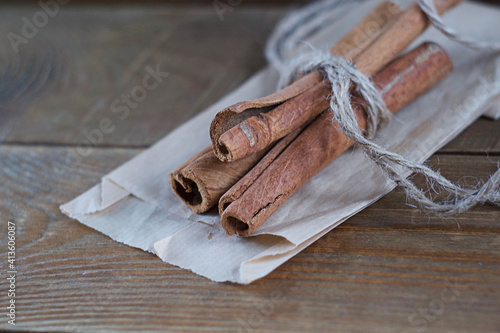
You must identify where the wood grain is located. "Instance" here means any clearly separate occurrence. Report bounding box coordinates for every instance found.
[0,2,498,333]
[0,146,499,332]
[0,4,498,152]
[441,118,500,153]
[0,5,282,146]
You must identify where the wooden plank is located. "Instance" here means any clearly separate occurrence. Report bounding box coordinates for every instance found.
[1,146,498,332]
[0,2,498,333]
[440,118,500,153]
[0,5,283,146]
[1,5,498,154]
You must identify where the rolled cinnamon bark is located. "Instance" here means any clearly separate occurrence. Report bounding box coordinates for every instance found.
[210,0,463,163]
[169,146,267,213]
[220,42,454,236]
[353,0,463,75]
[170,2,401,213]
[219,122,309,215]
[211,1,402,162]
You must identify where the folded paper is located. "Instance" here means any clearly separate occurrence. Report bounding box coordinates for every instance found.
[61,0,500,283]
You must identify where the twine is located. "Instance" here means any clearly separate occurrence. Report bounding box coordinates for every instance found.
[418,0,500,52]
[265,0,500,215]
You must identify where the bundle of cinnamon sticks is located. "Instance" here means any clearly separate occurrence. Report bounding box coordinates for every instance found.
[170,0,460,236]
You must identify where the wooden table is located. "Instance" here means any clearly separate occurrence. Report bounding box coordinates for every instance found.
[0,3,499,332]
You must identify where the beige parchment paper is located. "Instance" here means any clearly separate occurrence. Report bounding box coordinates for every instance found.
[61,0,500,284]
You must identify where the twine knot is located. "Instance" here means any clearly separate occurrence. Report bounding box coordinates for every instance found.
[282,51,391,139]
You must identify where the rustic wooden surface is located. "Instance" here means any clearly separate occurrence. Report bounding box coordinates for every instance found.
[0,3,499,333]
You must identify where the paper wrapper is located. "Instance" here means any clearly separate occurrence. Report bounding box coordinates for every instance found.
[61,1,500,284]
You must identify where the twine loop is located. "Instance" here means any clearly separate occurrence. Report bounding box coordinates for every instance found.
[283,51,390,139]
[265,0,500,215]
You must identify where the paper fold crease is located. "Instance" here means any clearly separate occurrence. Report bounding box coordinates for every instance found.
[60,1,500,283]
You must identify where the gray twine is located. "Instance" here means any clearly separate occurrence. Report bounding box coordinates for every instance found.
[418,0,500,52]
[265,0,500,215]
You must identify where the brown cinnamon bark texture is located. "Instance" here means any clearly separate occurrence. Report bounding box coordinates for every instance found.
[210,0,463,163]
[170,2,401,213]
[353,0,463,75]
[169,146,267,213]
[210,1,402,162]
[220,42,454,236]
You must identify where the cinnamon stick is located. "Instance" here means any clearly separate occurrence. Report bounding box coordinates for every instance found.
[353,0,463,75]
[220,42,454,236]
[210,0,463,162]
[210,1,402,162]
[170,2,400,213]
[169,146,266,213]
